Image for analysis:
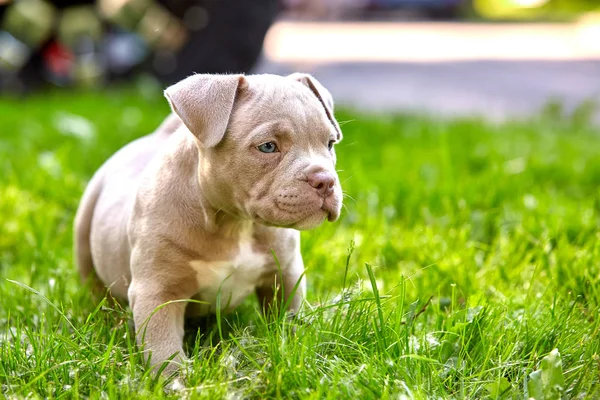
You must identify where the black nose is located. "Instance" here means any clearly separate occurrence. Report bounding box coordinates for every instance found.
[307,171,335,197]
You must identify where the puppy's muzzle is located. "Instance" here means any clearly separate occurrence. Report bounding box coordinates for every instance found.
[306,170,335,198]
[303,169,340,222]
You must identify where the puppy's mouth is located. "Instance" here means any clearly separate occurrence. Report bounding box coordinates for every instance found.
[321,201,339,222]
[277,199,326,224]
[248,184,342,229]
[265,197,340,228]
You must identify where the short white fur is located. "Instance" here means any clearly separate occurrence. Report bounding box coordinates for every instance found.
[189,225,268,314]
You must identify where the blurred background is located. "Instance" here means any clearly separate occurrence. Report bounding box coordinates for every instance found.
[1,0,599,121]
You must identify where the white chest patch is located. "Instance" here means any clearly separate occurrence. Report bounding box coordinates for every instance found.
[188,225,269,314]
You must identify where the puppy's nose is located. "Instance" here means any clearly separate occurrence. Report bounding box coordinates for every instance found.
[307,171,335,198]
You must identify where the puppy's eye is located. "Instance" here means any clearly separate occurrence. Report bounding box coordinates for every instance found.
[257,142,278,153]
[328,140,336,151]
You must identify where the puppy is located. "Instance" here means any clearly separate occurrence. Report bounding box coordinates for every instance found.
[73,73,343,372]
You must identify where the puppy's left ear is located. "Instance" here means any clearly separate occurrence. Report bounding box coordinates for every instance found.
[164,74,247,148]
[288,73,342,140]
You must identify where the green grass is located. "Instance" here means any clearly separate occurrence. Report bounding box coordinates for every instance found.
[1,85,599,399]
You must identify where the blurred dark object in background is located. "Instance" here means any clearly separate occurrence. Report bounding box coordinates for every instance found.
[280,0,598,21]
[0,0,278,92]
[280,0,467,20]
[366,0,464,20]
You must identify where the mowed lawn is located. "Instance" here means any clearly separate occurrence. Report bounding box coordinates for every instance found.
[1,86,599,399]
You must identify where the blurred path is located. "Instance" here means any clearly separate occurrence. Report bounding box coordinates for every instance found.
[255,21,600,121]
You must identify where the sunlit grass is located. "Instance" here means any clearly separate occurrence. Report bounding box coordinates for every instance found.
[1,86,599,398]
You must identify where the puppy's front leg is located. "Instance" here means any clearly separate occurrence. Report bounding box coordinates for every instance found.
[128,272,198,374]
[257,254,306,317]
[128,284,187,373]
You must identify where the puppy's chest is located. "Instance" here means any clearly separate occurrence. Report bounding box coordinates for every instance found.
[188,232,273,313]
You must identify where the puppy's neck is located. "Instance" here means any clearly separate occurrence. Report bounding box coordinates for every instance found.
[172,132,249,236]
[195,178,250,236]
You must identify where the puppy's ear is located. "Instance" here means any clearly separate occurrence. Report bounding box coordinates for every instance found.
[164,74,247,148]
[288,73,342,140]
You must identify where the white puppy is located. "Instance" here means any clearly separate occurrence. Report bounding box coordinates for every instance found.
[74,73,343,372]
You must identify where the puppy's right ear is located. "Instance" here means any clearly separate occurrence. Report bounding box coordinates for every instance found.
[288,73,342,141]
[164,74,247,148]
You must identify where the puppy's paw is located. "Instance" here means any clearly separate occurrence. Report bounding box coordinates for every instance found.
[163,360,191,394]
[169,377,186,392]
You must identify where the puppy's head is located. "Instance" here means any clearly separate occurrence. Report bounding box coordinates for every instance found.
[165,73,343,230]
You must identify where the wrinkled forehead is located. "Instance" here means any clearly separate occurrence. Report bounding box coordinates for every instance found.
[230,75,333,137]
